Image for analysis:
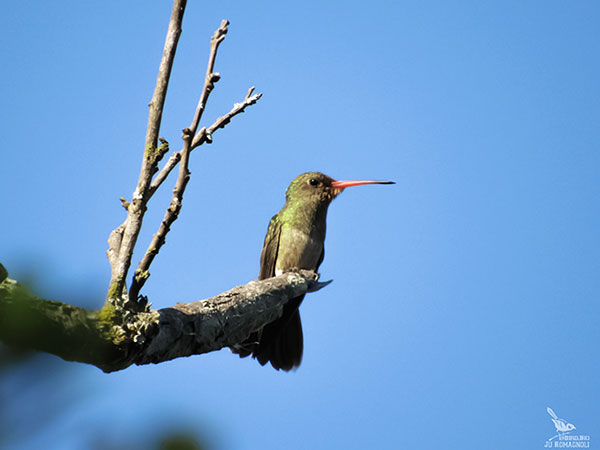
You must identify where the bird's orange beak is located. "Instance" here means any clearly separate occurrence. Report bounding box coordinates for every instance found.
[331,179,395,190]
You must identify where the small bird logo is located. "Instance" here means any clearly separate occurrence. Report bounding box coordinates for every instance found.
[547,407,576,441]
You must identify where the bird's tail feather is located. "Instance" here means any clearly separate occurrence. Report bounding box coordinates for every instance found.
[231,295,305,371]
[256,308,303,371]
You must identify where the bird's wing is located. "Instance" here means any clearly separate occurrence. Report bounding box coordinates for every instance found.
[547,408,558,419]
[259,214,282,280]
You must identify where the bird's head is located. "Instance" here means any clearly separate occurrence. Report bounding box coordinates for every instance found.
[285,172,394,205]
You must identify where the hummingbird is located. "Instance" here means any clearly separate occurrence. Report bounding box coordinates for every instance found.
[232,172,394,371]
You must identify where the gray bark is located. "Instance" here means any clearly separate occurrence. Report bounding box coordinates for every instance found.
[0,266,327,373]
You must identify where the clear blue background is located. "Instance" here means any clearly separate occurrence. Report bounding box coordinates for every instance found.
[1,1,599,449]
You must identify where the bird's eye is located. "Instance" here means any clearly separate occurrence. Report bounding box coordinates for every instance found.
[308,178,319,187]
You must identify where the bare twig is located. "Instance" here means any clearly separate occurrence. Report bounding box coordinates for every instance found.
[129,20,231,300]
[149,152,182,197]
[106,0,186,302]
[149,87,262,197]
[192,87,263,148]
[128,129,192,300]
[190,19,229,135]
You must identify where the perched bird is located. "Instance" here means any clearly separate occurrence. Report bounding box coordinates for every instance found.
[232,172,394,371]
[547,407,576,437]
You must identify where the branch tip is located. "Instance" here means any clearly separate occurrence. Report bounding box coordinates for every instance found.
[308,279,333,293]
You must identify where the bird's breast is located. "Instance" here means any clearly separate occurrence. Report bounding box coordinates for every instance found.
[275,225,323,275]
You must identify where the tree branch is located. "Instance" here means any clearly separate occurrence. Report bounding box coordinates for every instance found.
[192,86,263,149]
[108,15,262,305]
[128,128,192,301]
[190,19,229,136]
[128,20,232,300]
[19,5,270,375]
[149,87,263,197]
[0,265,328,373]
[107,0,187,302]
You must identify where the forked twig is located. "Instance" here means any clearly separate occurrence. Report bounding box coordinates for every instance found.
[128,129,193,301]
[149,87,262,197]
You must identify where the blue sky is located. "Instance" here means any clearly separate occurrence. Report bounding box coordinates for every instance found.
[1,1,599,449]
